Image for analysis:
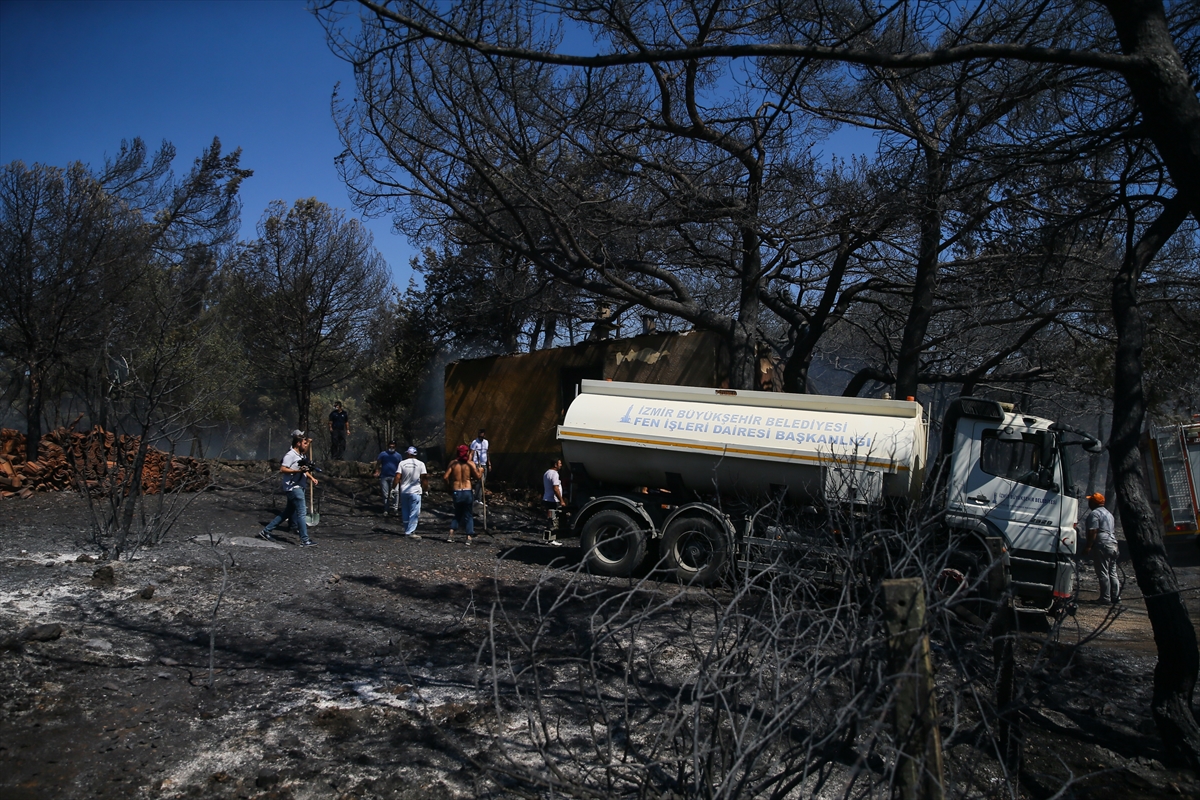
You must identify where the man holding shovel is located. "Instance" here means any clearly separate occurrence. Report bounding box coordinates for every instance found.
[259,431,318,547]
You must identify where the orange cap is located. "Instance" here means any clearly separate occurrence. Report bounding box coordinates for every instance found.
[1086,492,1105,504]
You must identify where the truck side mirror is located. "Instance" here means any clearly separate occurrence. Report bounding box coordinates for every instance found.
[1040,432,1058,466]
[1039,433,1059,491]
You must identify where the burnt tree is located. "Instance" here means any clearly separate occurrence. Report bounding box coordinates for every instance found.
[1109,193,1199,769]
[235,199,388,432]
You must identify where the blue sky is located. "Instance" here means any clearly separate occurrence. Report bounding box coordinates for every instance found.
[1,0,878,293]
[0,0,419,286]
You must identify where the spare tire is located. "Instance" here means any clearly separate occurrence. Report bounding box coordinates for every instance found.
[580,509,648,577]
[662,515,729,585]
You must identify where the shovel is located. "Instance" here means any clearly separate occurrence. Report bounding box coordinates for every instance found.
[306,477,320,527]
[305,447,320,527]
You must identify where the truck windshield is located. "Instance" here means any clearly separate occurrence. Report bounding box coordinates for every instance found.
[980,430,1048,488]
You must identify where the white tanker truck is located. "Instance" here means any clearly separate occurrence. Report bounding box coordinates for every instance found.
[558,380,1102,607]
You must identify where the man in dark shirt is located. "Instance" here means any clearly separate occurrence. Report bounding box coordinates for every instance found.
[375,442,402,515]
[328,401,350,460]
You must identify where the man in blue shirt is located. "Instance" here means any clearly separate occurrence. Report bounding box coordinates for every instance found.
[375,442,403,515]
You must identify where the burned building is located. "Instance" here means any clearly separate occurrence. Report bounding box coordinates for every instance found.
[444,330,762,489]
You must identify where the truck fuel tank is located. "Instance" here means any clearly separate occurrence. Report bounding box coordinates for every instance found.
[559,381,928,503]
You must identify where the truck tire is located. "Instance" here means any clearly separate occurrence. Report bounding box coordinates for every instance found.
[663,515,728,586]
[581,509,648,577]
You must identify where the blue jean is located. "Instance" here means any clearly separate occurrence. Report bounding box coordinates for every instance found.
[451,489,474,536]
[381,477,395,508]
[400,492,422,536]
[264,487,309,542]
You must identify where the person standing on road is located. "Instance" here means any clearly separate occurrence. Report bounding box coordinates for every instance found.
[328,401,349,460]
[444,444,482,544]
[1082,492,1120,604]
[393,446,428,538]
[259,431,318,547]
[543,458,567,546]
[469,428,490,501]
[375,441,402,515]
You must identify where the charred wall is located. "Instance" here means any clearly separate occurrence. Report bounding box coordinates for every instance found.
[444,330,726,490]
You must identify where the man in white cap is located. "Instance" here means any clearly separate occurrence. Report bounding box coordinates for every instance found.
[392,446,428,538]
[259,431,317,547]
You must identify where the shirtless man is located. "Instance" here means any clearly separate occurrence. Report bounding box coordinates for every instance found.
[444,443,482,543]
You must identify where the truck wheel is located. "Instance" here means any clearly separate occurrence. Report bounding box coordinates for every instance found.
[663,515,728,586]
[581,509,648,577]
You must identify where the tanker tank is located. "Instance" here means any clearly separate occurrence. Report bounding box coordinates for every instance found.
[559,381,928,504]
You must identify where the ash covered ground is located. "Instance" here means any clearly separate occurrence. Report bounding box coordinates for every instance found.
[2,462,1199,800]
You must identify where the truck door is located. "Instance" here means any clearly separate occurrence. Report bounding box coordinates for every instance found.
[959,422,1063,555]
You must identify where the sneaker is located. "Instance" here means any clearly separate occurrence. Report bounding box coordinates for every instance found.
[257,530,275,542]
[549,540,564,547]
[299,540,317,548]
[406,533,422,540]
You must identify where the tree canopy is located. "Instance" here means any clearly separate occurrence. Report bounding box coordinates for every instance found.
[232,198,390,432]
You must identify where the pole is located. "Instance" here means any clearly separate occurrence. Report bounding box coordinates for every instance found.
[986,536,1019,774]
[883,578,945,800]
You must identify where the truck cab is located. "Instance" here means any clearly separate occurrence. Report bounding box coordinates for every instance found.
[941,398,1093,608]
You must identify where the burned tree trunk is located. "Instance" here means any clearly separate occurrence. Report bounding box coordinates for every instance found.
[780,235,864,394]
[115,431,152,559]
[1109,194,1200,770]
[895,165,944,402]
[297,378,312,436]
[24,362,44,462]
[1103,0,1200,222]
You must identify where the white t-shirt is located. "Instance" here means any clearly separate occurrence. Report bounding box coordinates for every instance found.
[543,468,561,503]
[470,438,489,466]
[397,458,427,495]
[1085,506,1117,549]
[281,448,305,492]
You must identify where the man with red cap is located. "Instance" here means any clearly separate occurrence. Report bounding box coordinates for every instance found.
[1082,492,1120,604]
[444,444,482,543]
